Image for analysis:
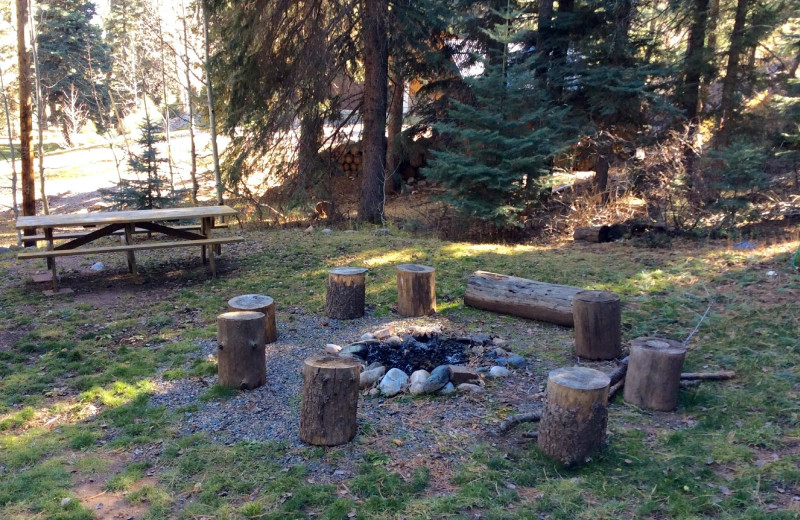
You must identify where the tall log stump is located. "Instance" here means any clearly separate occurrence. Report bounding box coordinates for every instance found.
[538,367,610,466]
[396,264,436,317]
[624,337,687,411]
[573,290,621,360]
[326,267,368,319]
[216,311,267,390]
[228,294,277,344]
[299,355,361,446]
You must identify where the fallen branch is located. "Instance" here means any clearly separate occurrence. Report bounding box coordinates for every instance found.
[522,431,539,439]
[608,379,625,400]
[680,380,702,389]
[497,411,541,435]
[680,371,735,381]
[608,356,629,386]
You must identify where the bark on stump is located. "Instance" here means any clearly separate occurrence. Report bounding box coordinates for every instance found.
[538,367,610,466]
[624,337,687,411]
[216,311,267,390]
[299,355,361,446]
[326,267,368,319]
[228,294,277,344]
[396,264,436,317]
[464,271,582,327]
[573,290,622,360]
[573,225,611,243]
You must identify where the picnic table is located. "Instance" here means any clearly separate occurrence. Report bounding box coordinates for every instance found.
[16,206,244,291]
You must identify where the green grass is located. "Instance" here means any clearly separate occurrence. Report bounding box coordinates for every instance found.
[1,228,798,519]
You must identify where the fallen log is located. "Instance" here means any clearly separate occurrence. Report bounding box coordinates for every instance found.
[608,356,629,385]
[573,225,611,243]
[680,371,735,381]
[608,379,625,400]
[498,411,542,435]
[464,271,583,327]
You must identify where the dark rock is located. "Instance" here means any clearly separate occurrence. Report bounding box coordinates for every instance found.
[507,355,527,368]
[495,357,508,366]
[340,344,368,358]
[421,365,451,393]
[472,333,491,345]
[449,365,480,385]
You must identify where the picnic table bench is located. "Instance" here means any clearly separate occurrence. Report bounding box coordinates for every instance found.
[16,206,243,291]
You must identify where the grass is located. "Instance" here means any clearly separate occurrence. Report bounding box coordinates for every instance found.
[0,227,798,519]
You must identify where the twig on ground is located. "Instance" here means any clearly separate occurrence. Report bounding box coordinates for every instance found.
[680,371,735,380]
[497,411,541,435]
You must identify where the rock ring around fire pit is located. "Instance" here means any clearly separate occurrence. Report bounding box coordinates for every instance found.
[328,326,529,398]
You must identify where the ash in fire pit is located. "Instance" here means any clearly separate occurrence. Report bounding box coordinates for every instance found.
[363,335,471,374]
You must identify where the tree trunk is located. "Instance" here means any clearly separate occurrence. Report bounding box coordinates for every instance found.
[298,108,324,192]
[385,68,404,193]
[718,0,750,146]
[299,355,361,446]
[358,0,389,223]
[573,290,621,360]
[202,1,223,205]
[181,0,198,204]
[681,0,710,188]
[28,7,48,215]
[464,271,582,327]
[159,16,175,195]
[396,264,436,317]
[623,337,686,411]
[17,0,36,240]
[538,367,610,466]
[0,63,21,245]
[228,294,277,344]
[326,267,368,320]
[700,0,720,109]
[216,311,267,390]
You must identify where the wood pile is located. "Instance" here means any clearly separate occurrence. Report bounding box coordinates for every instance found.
[332,144,363,176]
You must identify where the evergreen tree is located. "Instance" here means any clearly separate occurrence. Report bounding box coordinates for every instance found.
[100,116,183,209]
[35,0,110,135]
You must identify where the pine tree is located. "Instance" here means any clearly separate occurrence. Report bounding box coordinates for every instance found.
[100,116,183,209]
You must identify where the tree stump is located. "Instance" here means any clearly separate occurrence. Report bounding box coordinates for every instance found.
[228,294,277,344]
[396,264,436,317]
[299,355,361,446]
[326,267,368,319]
[624,337,687,411]
[538,367,610,466]
[573,225,611,243]
[573,290,621,360]
[216,311,267,390]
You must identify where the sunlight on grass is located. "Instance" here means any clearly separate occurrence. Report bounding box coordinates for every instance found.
[441,242,539,258]
[79,380,156,408]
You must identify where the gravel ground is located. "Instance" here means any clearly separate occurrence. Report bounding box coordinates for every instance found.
[148,310,552,482]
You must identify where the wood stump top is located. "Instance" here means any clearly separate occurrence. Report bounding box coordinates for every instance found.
[631,337,686,355]
[228,294,274,310]
[218,310,266,321]
[549,366,610,390]
[574,290,620,304]
[305,354,362,370]
[397,264,435,273]
[329,267,369,276]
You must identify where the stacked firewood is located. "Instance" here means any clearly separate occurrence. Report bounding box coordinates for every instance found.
[332,144,363,176]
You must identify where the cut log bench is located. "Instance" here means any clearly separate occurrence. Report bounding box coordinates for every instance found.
[623,337,687,411]
[15,206,242,291]
[299,355,361,446]
[216,311,267,390]
[228,294,277,344]
[397,264,436,317]
[538,367,610,466]
[573,290,622,360]
[326,267,368,319]
[464,271,584,327]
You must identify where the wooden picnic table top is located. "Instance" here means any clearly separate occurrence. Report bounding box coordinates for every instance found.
[16,206,238,229]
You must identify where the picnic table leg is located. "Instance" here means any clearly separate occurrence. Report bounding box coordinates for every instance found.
[123,224,138,277]
[45,228,58,292]
[200,218,209,265]
[203,217,217,277]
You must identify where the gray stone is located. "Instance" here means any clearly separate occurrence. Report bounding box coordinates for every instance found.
[489,366,511,377]
[360,366,386,389]
[477,367,491,374]
[375,228,391,236]
[472,333,491,345]
[0,247,12,254]
[409,370,430,395]
[60,498,71,507]
[421,365,451,393]
[344,230,357,234]
[340,344,368,358]
[492,337,508,347]
[494,357,508,366]
[367,361,384,371]
[438,382,456,395]
[90,262,105,271]
[449,365,480,385]
[409,325,441,339]
[321,228,333,234]
[324,343,342,354]
[379,368,408,397]
[373,327,393,340]
[384,335,403,347]
[493,347,509,357]
[507,355,527,368]
[360,333,375,341]
[457,383,484,394]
